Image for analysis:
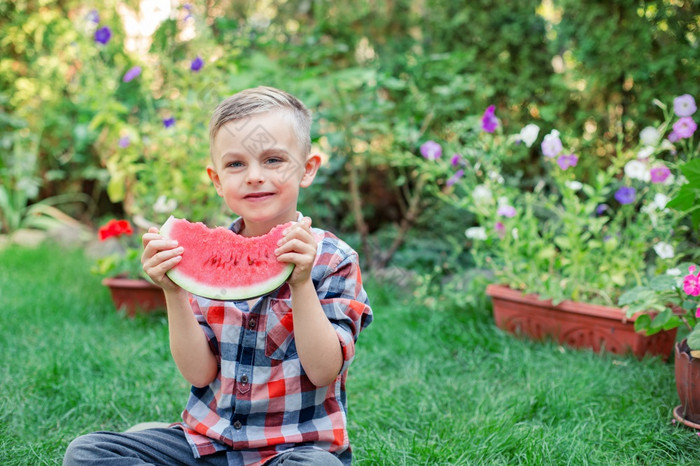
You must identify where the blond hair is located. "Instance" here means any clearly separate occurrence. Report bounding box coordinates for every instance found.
[209,86,312,158]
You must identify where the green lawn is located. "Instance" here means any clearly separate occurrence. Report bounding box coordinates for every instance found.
[1,245,700,465]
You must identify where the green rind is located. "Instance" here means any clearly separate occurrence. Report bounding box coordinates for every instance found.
[160,216,295,301]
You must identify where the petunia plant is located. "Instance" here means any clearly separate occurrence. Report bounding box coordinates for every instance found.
[422,93,698,308]
[92,219,146,280]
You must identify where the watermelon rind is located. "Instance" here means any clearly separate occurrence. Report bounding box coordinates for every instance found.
[160,216,295,301]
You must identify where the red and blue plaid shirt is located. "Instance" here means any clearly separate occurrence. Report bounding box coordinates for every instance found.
[174,217,373,465]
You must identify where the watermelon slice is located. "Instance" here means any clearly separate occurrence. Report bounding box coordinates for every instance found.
[159,216,294,301]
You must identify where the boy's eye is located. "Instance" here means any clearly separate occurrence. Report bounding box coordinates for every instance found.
[226,161,244,168]
[265,157,284,165]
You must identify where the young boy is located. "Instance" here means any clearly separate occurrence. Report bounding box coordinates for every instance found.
[64,86,373,465]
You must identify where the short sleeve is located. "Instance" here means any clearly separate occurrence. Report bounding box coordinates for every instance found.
[188,293,221,363]
[314,249,373,376]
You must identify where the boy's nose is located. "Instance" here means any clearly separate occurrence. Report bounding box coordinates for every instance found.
[246,166,265,184]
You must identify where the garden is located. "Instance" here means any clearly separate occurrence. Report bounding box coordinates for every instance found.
[2,0,700,464]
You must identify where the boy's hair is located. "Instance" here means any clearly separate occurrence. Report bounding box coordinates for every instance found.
[209,86,312,159]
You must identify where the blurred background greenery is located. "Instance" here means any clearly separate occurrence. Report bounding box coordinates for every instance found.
[1,0,698,273]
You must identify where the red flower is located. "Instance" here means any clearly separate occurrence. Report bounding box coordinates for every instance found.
[98,219,134,241]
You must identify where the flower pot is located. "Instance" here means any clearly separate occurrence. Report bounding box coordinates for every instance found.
[673,339,700,429]
[486,284,676,360]
[102,277,166,317]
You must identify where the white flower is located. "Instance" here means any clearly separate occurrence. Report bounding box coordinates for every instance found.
[465,227,487,240]
[518,123,540,148]
[511,228,519,240]
[624,160,650,182]
[653,193,668,210]
[153,195,177,214]
[660,139,675,152]
[653,242,674,259]
[565,180,583,191]
[639,126,660,146]
[666,268,681,276]
[472,185,493,204]
[636,146,654,160]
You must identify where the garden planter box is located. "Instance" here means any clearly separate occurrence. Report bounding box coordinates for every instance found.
[486,284,676,360]
[102,277,166,317]
[673,339,700,429]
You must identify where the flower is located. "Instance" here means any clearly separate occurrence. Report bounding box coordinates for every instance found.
[190,56,204,72]
[685,266,700,297]
[446,169,464,187]
[517,123,540,147]
[472,185,493,204]
[496,204,516,218]
[556,153,578,170]
[624,160,650,181]
[639,126,660,146]
[163,117,176,128]
[465,227,487,240]
[153,195,177,214]
[672,117,697,139]
[650,165,671,184]
[653,193,669,210]
[674,94,697,117]
[481,105,499,133]
[541,130,563,158]
[420,140,442,160]
[565,180,583,191]
[118,136,131,148]
[653,241,674,259]
[451,154,463,166]
[123,66,142,83]
[93,219,145,279]
[94,26,112,45]
[614,186,636,205]
[86,9,100,24]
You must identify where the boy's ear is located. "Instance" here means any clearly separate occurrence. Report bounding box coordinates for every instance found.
[299,154,322,188]
[207,165,224,197]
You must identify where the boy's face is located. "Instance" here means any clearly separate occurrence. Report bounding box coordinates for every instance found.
[207,111,318,232]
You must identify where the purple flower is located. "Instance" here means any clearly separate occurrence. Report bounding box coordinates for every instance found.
[451,154,463,167]
[94,26,112,45]
[672,117,697,139]
[122,66,142,83]
[614,186,636,205]
[446,169,464,187]
[481,105,499,133]
[674,94,697,117]
[420,140,442,160]
[595,204,609,216]
[556,153,578,170]
[86,9,100,24]
[118,136,130,148]
[650,165,671,184]
[163,117,176,128]
[190,56,204,72]
[497,205,516,218]
[541,130,563,158]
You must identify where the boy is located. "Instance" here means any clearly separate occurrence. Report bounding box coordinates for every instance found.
[64,86,373,465]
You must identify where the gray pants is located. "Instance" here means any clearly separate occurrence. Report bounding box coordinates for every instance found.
[63,427,343,465]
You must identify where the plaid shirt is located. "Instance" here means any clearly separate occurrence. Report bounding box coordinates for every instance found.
[175,216,373,465]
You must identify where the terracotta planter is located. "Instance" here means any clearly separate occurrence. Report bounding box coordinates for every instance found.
[486,284,676,360]
[673,339,700,429]
[102,277,166,317]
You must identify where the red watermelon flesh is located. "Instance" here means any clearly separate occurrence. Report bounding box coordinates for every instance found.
[159,216,294,300]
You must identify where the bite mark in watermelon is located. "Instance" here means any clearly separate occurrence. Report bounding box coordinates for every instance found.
[159,216,295,300]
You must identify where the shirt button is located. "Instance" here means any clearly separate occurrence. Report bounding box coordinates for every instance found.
[241,374,249,384]
[248,318,256,329]
[233,420,242,430]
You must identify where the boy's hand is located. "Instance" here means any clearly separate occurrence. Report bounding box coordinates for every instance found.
[141,227,184,292]
[275,216,316,287]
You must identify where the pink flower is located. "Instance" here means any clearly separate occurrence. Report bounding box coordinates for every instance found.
[420,141,442,160]
[650,165,671,184]
[683,265,700,297]
[696,306,700,319]
[672,117,697,139]
[674,94,697,117]
[497,205,516,218]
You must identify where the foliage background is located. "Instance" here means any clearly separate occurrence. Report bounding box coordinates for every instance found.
[1,0,699,267]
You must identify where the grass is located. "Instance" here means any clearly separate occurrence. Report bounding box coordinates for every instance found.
[2,245,700,464]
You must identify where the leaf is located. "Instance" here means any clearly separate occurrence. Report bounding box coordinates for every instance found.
[666,185,697,211]
[687,327,700,351]
[634,313,652,333]
[618,286,655,306]
[680,158,700,183]
[648,274,678,292]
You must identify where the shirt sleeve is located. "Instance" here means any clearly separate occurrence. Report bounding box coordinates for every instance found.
[188,293,221,364]
[314,249,373,376]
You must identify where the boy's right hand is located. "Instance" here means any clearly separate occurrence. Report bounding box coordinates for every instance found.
[141,227,184,292]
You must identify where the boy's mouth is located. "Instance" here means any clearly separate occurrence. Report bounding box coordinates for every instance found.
[244,191,275,200]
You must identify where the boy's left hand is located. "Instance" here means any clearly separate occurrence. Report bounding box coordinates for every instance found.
[275,216,316,287]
